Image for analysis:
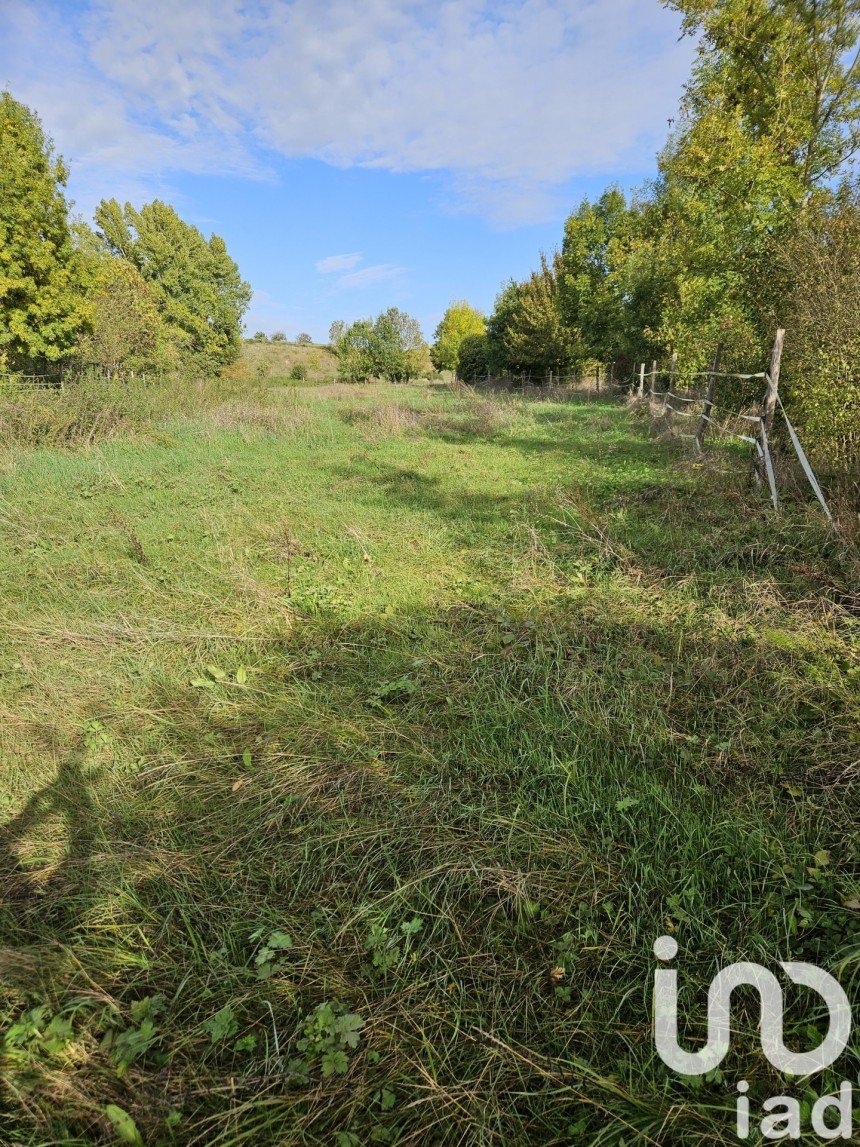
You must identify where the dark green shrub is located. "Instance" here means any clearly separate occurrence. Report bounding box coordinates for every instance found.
[456,334,490,381]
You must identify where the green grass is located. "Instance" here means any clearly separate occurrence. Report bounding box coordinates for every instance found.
[0,381,857,1145]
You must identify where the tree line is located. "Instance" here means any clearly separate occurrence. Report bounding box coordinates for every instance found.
[433,0,860,473]
[249,332,314,344]
[0,92,250,378]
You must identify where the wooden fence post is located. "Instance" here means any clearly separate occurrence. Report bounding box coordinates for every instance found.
[638,362,645,397]
[664,351,677,411]
[754,328,785,486]
[650,360,657,399]
[763,328,784,437]
[695,343,722,452]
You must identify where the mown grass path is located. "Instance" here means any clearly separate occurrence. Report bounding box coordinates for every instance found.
[1,383,857,1145]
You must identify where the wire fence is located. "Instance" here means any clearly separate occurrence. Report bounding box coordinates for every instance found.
[0,366,157,393]
[3,349,831,521]
[629,329,833,524]
[471,364,627,395]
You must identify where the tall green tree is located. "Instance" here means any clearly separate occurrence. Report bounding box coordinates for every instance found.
[335,319,376,382]
[334,308,429,382]
[558,187,659,370]
[431,301,486,374]
[655,0,860,372]
[666,0,860,197]
[94,198,251,370]
[373,307,430,380]
[486,254,575,377]
[0,92,88,371]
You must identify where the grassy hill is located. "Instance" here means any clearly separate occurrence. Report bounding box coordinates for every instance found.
[0,380,857,1145]
[242,338,339,382]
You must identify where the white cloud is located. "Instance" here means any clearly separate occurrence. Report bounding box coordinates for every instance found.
[336,263,404,289]
[316,253,363,273]
[0,0,694,223]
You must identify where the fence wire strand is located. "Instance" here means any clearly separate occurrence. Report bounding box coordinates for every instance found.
[635,355,833,524]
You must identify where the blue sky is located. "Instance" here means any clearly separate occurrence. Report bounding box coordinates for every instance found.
[1,1,695,342]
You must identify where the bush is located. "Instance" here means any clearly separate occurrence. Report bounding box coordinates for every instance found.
[271,331,286,342]
[77,257,179,376]
[289,363,308,381]
[456,334,490,381]
[296,333,312,345]
[336,309,429,383]
[777,189,860,479]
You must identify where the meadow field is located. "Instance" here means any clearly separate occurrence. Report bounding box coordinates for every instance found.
[242,341,339,384]
[0,377,857,1145]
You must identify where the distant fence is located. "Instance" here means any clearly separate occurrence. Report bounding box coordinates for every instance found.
[0,366,156,393]
[470,364,627,395]
[0,372,64,391]
[629,329,833,523]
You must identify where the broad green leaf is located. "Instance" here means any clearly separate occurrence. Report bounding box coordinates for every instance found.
[104,1105,144,1145]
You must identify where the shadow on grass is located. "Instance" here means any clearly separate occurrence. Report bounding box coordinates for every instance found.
[325,450,840,597]
[0,756,98,942]
[1,586,857,1146]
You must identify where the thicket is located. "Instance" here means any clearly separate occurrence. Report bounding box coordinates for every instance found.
[332,308,431,382]
[456,332,490,381]
[479,0,860,477]
[430,300,486,374]
[0,93,250,381]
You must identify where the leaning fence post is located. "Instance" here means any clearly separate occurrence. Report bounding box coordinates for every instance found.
[664,352,677,411]
[695,343,722,452]
[638,362,645,397]
[763,328,784,438]
[754,328,785,487]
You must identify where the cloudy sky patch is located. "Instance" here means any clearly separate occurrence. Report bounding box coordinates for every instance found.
[317,253,363,274]
[0,1,693,338]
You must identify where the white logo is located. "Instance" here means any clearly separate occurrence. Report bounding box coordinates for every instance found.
[653,936,855,1141]
[653,934,851,1076]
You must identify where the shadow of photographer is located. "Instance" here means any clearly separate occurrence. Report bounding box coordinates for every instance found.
[0,756,98,939]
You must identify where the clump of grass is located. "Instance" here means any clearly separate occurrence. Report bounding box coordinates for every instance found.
[341,399,423,439]
[0,381,857,1146]
[205,397,311,436]
[0,375,175,447]
[421,395,511,438]
[0,370,282,450]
